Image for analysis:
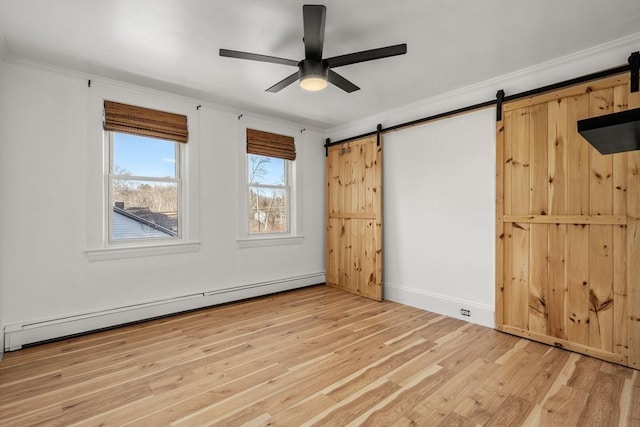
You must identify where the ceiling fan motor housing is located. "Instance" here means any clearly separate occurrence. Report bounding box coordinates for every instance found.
[299,59,329,81]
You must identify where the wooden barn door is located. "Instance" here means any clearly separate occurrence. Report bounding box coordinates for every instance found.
[496,74,640,368]
[326,136,383,301]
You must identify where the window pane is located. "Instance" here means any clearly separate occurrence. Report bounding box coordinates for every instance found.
[112,179,178,240]
[248,154,285,186]
[248,187,288,233]
[113,133,176,178]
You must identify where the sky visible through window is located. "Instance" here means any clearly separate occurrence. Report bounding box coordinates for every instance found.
[250,155,285,186]
[114,133,176,178]
[114,133,285,184]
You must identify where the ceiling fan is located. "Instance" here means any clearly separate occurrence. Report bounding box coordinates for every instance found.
[219,4,407,93]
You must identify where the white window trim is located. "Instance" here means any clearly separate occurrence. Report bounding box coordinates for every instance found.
[84,82,200,261]
[86,242,200,261]
[237,117,304,248]
[236,236,304,249]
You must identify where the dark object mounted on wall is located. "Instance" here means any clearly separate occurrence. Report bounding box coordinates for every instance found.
[578,108,640,154]
[577,51,640,155]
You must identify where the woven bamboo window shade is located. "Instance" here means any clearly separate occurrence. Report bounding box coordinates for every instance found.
[103,101,188,143]
[246,128,296,161]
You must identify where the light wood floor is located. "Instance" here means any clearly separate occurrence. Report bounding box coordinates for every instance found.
[0,285,638,426]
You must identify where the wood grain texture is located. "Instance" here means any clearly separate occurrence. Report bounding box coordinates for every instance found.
[495,119,505,328]
[502,74,628,112]
[528,223,548,335]
[503,215,626,225]
[627,89,640,369]
[510,107,531,330]
[497,74,638,369]
[326,136,382,301]
[548,223,567,340]
[612,85,628,360]
[566,224,590,346]
[503,110,514,327]
[1,286,637,426]
[547,97,568,216]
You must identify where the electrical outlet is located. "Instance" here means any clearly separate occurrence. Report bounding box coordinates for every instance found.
[460,308,471,317]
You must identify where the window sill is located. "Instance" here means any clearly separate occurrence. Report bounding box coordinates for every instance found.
[86,241,200,261]
[236,235,304,249]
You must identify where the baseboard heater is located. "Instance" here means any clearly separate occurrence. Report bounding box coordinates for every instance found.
[4,272,325,351]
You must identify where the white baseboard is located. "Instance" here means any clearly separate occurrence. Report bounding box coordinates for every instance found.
[4,272,325,351]
[383,282,495,328]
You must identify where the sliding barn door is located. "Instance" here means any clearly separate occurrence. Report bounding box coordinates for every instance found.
[496,74,640,368]
[326,136,383,301]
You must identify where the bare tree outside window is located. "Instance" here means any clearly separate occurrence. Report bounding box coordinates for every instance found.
[248,154,288,234]
[249,155,270,185]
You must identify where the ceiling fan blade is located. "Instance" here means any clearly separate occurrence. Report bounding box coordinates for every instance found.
[266,72,299,93]
[328,70,360,93]
[326,43,407,68]
[303,5,326,60]
[219,49,298,67]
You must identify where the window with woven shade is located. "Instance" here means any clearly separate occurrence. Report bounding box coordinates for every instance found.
[246,129,295,234]
[104,100,188,143]
[104,101,187,243]
[246,128,295,160]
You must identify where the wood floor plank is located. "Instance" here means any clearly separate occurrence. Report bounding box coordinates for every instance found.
[484,394,533,426]
[511,347,571,404]
[577,371,624,426]
[629,371,640,426]
[325,339,434,402]
[415,357,494,415]
[356,364,449,426]
[310,379,400,426]
[268,393,336,426]
[568,355,604,392]
[436,411,474,427]
[123,363,289,426]
[1,404,62,427]
[173,327,416,425]
[539,385,590,426]
[453,341,548,425]
[0,285,637,426]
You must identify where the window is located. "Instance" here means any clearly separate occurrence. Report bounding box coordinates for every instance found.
[109,133,180,241]
[248,154,289,233]
[246,128,296,235]
[103,101,188,244]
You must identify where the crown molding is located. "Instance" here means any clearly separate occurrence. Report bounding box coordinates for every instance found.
[2,55,325,134]
[327,32,640,140]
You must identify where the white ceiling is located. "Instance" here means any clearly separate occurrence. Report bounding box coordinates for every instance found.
[0,0,638,129]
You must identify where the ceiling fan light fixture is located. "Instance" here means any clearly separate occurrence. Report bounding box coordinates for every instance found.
[300,76,328,91]
[298,59,329,91]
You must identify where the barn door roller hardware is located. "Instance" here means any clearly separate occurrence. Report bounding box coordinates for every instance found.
[629,51,639,93]
[496,90,505,122]
[328,52,638,151]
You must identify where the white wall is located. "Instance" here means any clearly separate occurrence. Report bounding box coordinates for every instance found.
[327,33,640,328]
[382,110,496,326]
[0,60,325,349]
